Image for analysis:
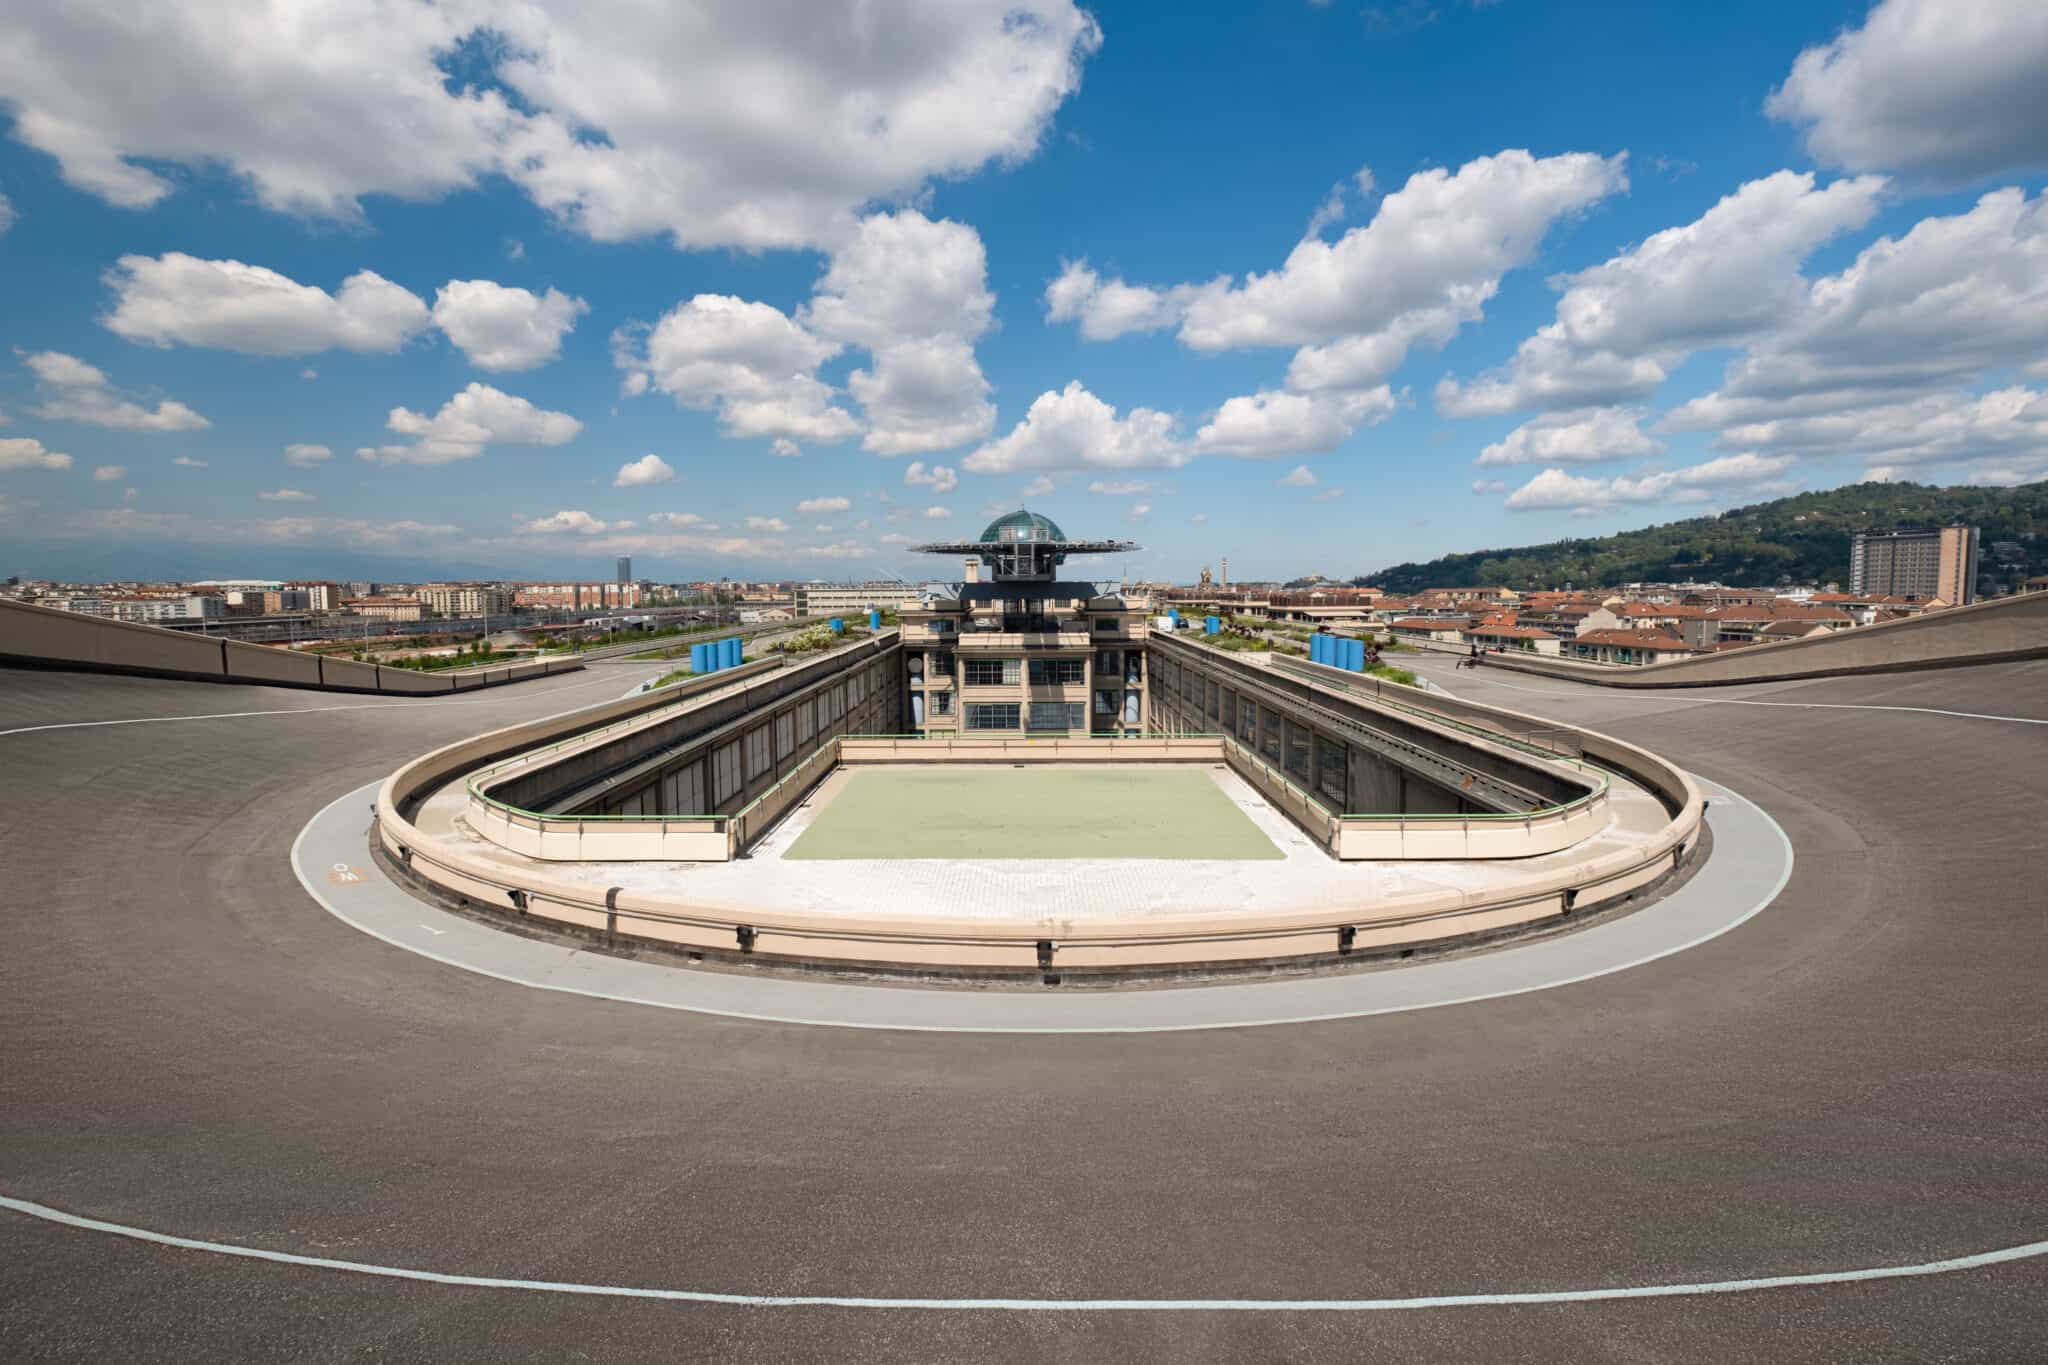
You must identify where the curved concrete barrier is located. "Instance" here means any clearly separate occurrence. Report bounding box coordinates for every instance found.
[1484,591,2048,689]
[0,598,582,695]
[370,655,1704,976]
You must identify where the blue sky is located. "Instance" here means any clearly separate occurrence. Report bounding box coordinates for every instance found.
[1,0,2043,584]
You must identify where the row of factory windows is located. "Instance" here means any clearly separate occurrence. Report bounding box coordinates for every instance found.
[602,663,891,816]
[908,650,1146,688]
[1155,657,1348,809]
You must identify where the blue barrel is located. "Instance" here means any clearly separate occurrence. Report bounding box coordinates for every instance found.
[868,609,880,630]
[728,637,743,668]
[1168,608,1180,624]
[1344,638,1366,671]
[1311,634,1326,664]
[690,641,710,673]
[830,617,844,633]
[1204,615,1219,635]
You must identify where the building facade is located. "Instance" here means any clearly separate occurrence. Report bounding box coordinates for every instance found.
[343,596,424,622]
[1850,525,1978,604]
[793,582,927,617]
[513,582,644,611]
[417,585,516,617]
[901,511,1148,736]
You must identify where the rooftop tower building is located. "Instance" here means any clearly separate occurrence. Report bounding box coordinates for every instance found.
[901,511,1148,736]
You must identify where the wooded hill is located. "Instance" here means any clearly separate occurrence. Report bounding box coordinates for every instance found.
[1360,481,2047,593]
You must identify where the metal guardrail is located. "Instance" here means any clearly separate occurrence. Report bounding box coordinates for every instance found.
[1272,656,1589,763]
[461,634,899,856]
[1154,634,1577,812]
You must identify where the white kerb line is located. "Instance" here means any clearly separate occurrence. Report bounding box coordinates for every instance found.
[2,1194,2043,1312]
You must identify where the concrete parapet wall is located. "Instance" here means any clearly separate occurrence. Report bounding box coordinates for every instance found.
[372,642,1705,974]
[1485,591,2048,689]
[0,597,581,695]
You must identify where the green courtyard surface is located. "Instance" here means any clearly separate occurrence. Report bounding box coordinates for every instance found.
[783,764,1284,861]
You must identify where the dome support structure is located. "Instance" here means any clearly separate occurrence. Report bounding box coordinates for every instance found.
[914,509,1138,583]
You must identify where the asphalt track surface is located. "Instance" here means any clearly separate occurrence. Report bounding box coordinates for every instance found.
[3,655,2046,1361]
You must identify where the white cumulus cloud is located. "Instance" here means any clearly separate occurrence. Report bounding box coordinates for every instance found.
[1475,407,1663,465]
[283,443,332,468]
[102,254,432,355]
[962,381,1186,474]
[1438,171,1886,416]
[526,509,609,534]
[1277,465,1318,487]
[798,495,851,514]
[0,438,72,471]
[805,210,996,455]
[0,1,1101,251]
[367,383,581,464]
[904,461,958,493]
[258,487,314,502]
[92,464,126,482]
[613,453,676,487]
[1766,0,2048,185]
[1504,453,1797,511]
[616,295,856,445]
[23,350,209,431]
[1195,387,1397,458]
[431,279,587,371]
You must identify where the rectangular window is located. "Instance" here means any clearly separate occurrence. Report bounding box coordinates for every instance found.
[1285,720,1311,781]
[795,698,814,743]
[1318,735,1347,808]
[1028,658,1085,686]
[1206,679,1220,722]
[1028,701,1085,731]
[1093,687,1119,716]
[1126,654,1142,686]
[774,711,795,759]
[1238,698,1256,743]
[660,760,705,815]
[964,658,1019,687]
[930,689,953,716]
[712,741,742,803]
[1260,706,1283,762]
[850,672,865,704]
[1096,648,1120,674]
[965,702,1020,731]
[929,650,955,678]
[745,726,771,779]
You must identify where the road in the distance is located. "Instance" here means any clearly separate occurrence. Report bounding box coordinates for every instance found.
[1,657,2044,1361]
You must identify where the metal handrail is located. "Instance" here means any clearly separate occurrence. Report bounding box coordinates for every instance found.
[464,633,893,824]
[1272,655,1590,764]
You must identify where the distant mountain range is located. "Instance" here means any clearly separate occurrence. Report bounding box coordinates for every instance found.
[1359,481,2048,594]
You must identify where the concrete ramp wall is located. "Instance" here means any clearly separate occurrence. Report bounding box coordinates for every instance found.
[1485,591,2048,689]
[0,597,581,695]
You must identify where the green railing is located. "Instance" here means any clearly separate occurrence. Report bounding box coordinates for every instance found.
[465,633,898,830]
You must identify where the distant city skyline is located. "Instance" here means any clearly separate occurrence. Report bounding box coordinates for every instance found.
[1,0,2044,585]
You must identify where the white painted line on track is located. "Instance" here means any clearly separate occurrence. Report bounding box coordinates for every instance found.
[289,778,1794,1034]
[0,670,635,739]
[2,1193,2041,1312]
[1413,660,2048,725]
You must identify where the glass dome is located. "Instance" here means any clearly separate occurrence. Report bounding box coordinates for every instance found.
[977,509,1068,545]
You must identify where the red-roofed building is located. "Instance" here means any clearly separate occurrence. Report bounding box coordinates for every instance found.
[1463,623,1561,656]
[1565,628,1697,667]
